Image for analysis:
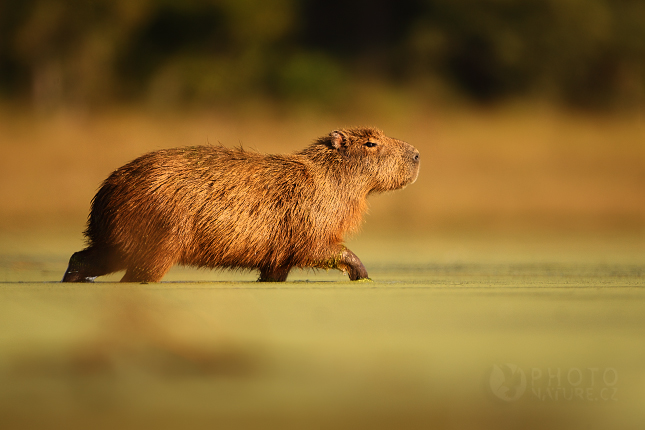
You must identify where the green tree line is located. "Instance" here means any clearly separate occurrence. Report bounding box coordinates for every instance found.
[0,0,643,109]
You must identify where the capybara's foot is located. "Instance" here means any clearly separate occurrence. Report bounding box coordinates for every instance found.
[61,248,120,283]
[326,247,369,281]
[61,270,96,283]
[258,266,291,282]
[342,247,369,281]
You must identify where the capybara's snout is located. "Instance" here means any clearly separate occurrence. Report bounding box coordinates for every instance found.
[404,144,421,185]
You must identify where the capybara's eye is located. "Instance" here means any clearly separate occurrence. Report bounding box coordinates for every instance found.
[365,142,377,148]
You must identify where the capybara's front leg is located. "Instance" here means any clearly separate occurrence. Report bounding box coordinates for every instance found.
[258,266,291,282]
[325,246,369,281]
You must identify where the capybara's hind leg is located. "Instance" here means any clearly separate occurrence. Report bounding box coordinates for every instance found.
[258,266,291,282]
[120,259,175,283]
[62,247,123,282]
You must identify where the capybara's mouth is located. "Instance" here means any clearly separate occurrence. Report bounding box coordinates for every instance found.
[394,163,420,190]
[407,148,420,185]
[409,164,420,185]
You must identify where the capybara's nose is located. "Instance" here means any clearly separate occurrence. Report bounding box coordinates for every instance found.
[413,150,420,162]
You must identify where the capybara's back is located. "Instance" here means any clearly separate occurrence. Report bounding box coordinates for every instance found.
[62,127,419,282]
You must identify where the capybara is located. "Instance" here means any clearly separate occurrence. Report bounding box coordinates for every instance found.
[62,127,419,283]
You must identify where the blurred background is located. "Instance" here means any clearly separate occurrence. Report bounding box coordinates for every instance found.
[1,0,644,109]
[0,0,643,243]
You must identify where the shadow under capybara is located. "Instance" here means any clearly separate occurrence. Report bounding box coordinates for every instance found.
[62,127,420,283]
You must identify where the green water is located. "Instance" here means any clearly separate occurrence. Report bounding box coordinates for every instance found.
[0,233,643,429]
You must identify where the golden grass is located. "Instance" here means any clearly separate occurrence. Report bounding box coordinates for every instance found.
[0,103,642,236]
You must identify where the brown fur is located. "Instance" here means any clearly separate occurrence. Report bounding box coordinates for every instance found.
[62,127,420,283]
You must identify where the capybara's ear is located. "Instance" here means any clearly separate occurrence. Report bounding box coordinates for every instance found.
[330,130,347,149]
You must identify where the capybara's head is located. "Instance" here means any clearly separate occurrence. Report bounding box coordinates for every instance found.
[314,127,420,193]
